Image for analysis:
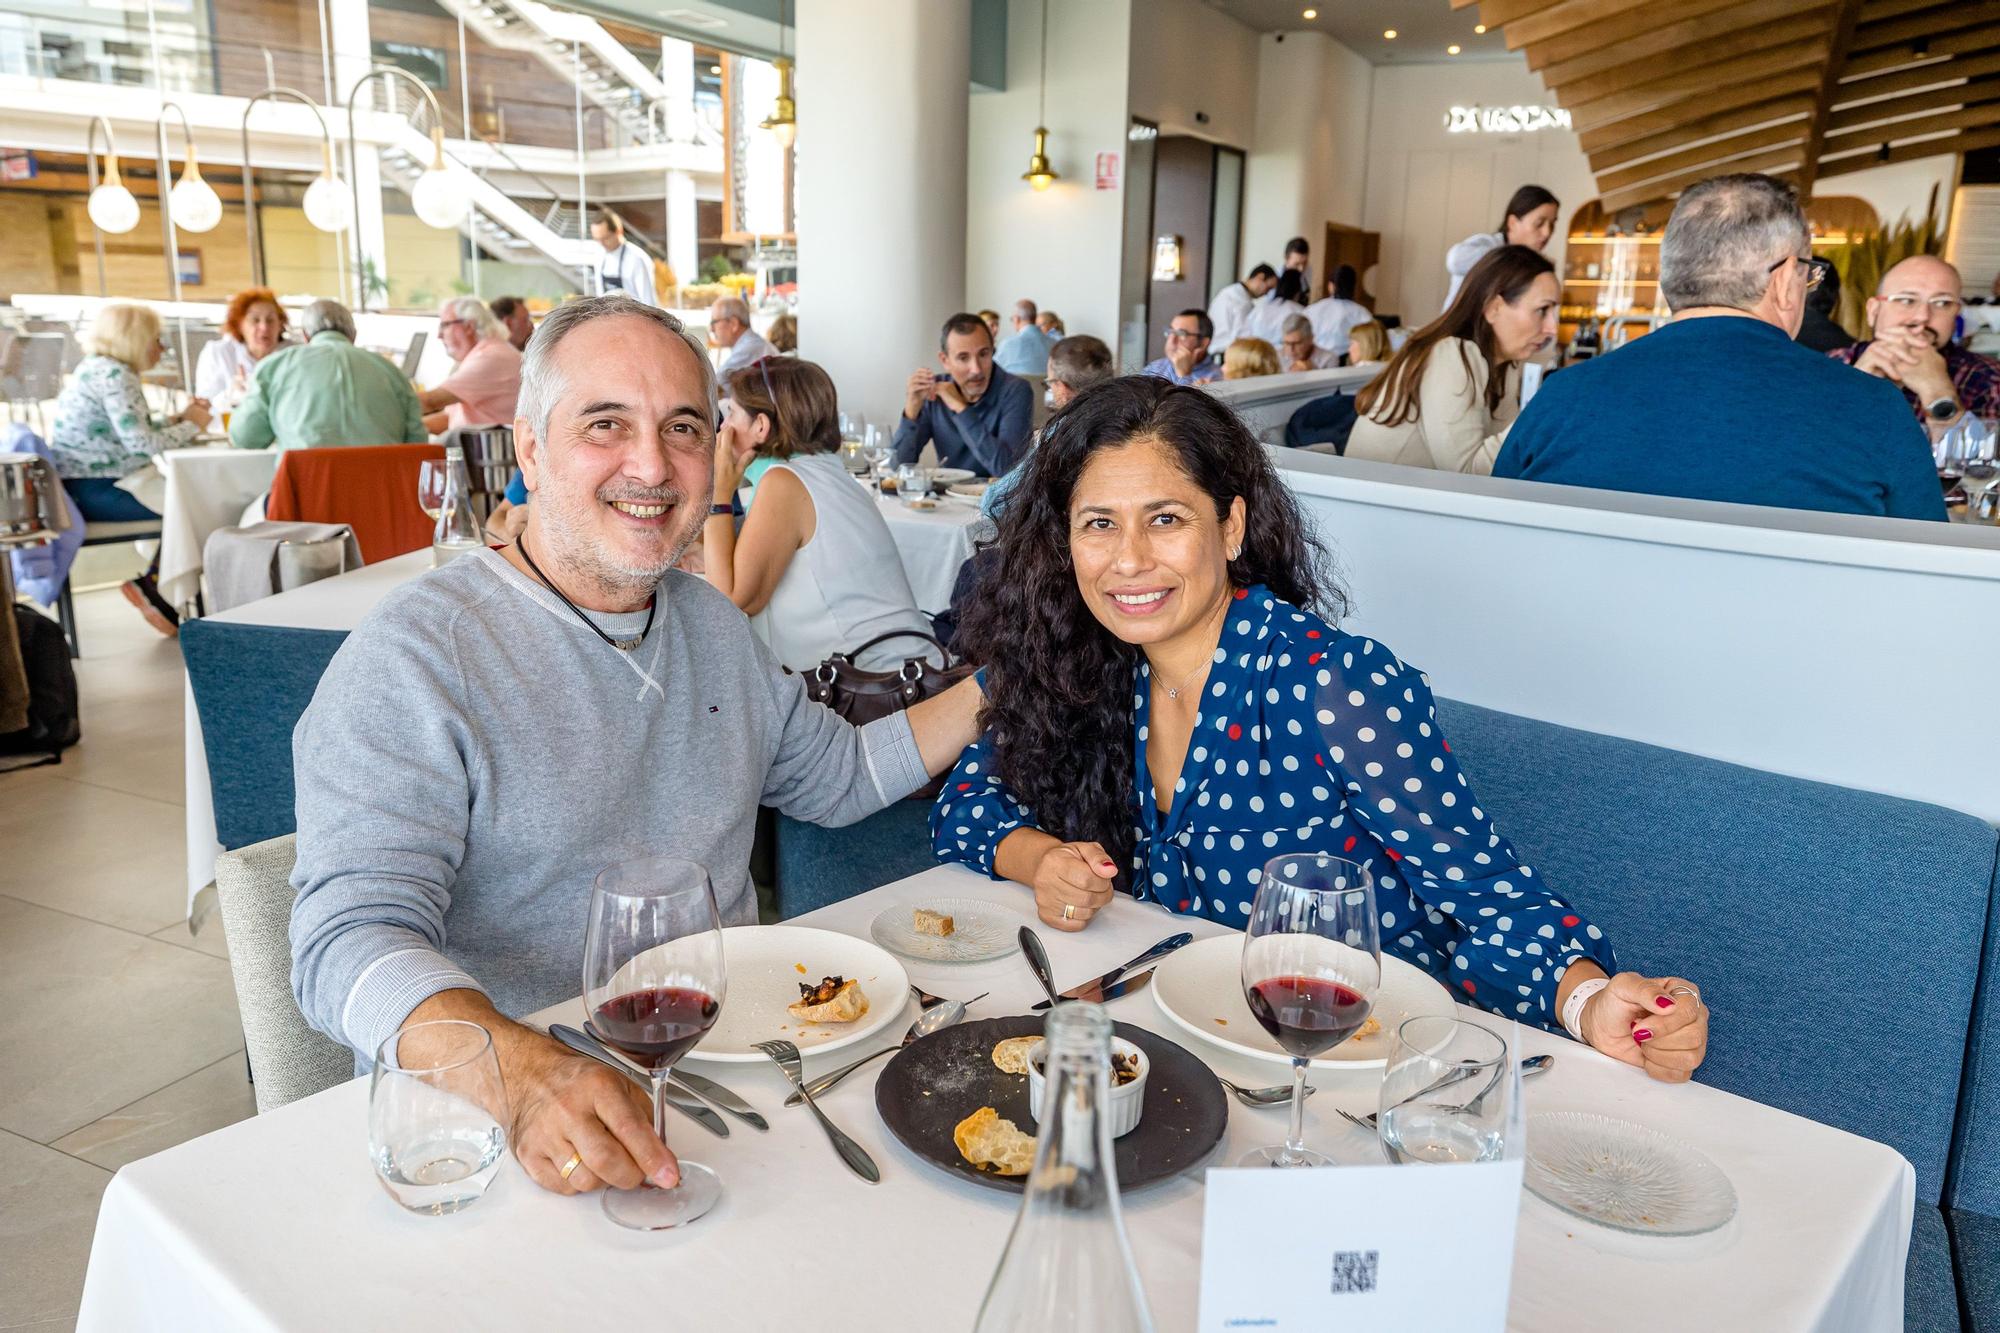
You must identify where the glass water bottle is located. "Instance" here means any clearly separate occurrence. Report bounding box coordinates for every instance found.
[972,1003,1154,1333]
[431,444,484,567]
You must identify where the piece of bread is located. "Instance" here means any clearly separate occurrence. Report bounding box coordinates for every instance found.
[991,1035,1042,1075]
[913,908,955,937]
[787,976,869,1024]
[953,1107,1035,1176]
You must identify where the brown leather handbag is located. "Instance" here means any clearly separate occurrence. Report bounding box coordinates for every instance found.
[801,630,974,799]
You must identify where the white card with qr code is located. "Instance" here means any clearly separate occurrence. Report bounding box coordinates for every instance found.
[1195,1160,1523,1332]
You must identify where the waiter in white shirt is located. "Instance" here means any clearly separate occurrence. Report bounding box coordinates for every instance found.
[1208,263,1277,355]
[589,211,658,308]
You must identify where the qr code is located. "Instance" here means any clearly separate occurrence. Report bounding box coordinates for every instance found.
[1330,1249,1378,1295]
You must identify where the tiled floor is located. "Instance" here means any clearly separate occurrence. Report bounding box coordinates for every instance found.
[1,580,255,1332]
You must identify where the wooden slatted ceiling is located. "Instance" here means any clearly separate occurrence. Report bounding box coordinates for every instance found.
[1455,0,2000,215]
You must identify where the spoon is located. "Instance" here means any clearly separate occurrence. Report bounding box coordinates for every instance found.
[1219,1077,1316,1108]
[1339,1054,1556,1131]
[1017,926,1062,1008]
[783,994,982,1106]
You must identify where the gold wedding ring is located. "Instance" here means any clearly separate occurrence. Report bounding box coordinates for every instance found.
[1062,903,1076,921]
[558,1151,583,1181]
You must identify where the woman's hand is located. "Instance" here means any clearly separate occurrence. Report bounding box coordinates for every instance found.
[711,424,754,504]
[179,398,213,431]
[1032,841,1118,932]
[1581,972,1708,1083]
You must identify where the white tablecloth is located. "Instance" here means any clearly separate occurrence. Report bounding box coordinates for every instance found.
[93,868,1912,1332]
[154,446,281,611]
[182,551,433,913]
[875,490,982,613]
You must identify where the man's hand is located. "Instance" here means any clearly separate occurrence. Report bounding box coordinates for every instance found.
[1852,337,1918,383]
[503,1029,681,1194]
[904,368,937,421]
[936,379,969,414]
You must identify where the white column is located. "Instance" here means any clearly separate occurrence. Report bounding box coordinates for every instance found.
[660,35,696,142]
[795,0,970,427]
[666,169,698,295]
[327,0,380,307]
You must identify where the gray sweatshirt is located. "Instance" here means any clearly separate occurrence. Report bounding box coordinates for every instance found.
[290,547,926,1062]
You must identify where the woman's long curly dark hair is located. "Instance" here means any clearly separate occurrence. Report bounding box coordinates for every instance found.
[956,376,1339,879]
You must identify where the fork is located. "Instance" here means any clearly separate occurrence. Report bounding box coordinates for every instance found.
[754,1039,881,1184]
[1339,1054,1555,1132]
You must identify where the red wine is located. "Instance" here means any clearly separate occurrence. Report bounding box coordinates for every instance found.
[1246,976,1372,1059]
[592,987,719,1070]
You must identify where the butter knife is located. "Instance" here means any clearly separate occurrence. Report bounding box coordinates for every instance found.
[668,1068,769,1132]
[547,1023,729,1139]
[1033,931,1193,1010]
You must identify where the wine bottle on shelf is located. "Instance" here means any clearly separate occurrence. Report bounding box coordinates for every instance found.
[972,1003,1154,1333]
[431,444,484,567]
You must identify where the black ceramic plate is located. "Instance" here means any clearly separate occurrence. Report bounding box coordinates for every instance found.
[873,1015,1229,1195]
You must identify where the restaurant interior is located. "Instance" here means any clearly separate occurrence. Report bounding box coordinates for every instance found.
[3,0,1999,1328]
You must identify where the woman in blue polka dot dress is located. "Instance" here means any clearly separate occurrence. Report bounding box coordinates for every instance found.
[935,377,1708,1081]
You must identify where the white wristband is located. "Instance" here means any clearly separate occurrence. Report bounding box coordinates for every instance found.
[1561,976,1610,1043]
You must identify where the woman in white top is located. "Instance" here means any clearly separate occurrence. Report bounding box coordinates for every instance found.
[1347,245,1558,474]
[1442,185,1559,313]
[194,287,287,409]
[705,356,934,672]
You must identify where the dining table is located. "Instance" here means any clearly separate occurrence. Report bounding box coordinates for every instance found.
[872,485,983,613]
[82,865,1911,1332]
[152,443,282,612]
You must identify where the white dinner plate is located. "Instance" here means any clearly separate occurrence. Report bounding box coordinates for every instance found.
[681,925,910,1064]
[929,468,977,485]
[946,481,990,499]
[869,896,1028,965]
[1150,933,1455,1071]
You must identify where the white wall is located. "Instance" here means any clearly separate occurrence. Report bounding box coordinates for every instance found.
[1244,31,1374,285]
[1126,0,1260,148]
[1824,154,1963,233]
[965,0,1131,348]
[1360,59,1596,324]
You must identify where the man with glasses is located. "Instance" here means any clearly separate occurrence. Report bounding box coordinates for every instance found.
[1142,309,1222,385]
[1495,173,1942,521]
[419,297,523,436]
[1827,256,1999,442]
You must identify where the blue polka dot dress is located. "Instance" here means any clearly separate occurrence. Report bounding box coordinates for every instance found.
[930,584,1618,1028]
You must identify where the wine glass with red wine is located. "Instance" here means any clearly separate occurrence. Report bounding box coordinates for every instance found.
[1239,853,1381,1168]
[581,854,726,1229]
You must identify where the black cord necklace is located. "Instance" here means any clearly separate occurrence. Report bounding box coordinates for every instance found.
[515,534,656,651]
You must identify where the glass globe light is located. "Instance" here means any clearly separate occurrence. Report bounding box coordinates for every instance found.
[303,171,352,233]
[169,164,223,233]
[88,180,141,234]
[410,163,470,230]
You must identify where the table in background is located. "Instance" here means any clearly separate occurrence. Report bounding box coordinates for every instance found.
[182,550,430,915]
[86,867,1911,1332]
[155,445,281,610]
[874,489,981,613]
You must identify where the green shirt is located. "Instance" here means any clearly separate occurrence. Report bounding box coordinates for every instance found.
[228,331,427,452]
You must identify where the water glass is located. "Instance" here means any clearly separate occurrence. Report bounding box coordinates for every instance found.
[1377,1016,1516,1166]
[370,1019,508,1214]
[896,463,934,504]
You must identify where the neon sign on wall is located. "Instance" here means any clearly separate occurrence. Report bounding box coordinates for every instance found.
[1445,105,1573,134]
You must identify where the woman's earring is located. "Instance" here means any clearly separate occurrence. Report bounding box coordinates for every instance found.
[1229,546,1241,560]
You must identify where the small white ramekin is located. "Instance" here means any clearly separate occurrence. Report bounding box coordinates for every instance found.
[1027,1036,1148,1138]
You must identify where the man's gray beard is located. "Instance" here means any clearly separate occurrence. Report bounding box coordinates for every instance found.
[535,480,695,603]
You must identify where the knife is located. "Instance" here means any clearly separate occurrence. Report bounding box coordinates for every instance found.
[547,1023,729,1138]
[1036,966,1156,1010]
[668,1067,769,1131]
[1033,932,1193,1010]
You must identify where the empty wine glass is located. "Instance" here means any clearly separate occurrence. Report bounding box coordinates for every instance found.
[1239,853,1380,1168]
[1377,1016,1517,1166]
[582,854,727,1230]
[417,459,448,521]
[370,1019,507,1215]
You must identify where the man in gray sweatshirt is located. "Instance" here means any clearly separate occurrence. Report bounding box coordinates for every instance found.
[290,295,983,1199]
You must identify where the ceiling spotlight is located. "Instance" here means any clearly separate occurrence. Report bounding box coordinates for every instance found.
[1448,44,1461,54]
[1383,29,1397,40]
[1474,23,1487,33]
[708,64,720,74]
[1302,7,1317,17]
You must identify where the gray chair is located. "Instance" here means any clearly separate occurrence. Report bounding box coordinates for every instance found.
[213,834,354,1112]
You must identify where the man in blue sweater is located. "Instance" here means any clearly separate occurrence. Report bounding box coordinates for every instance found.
[1495,174,1944,522]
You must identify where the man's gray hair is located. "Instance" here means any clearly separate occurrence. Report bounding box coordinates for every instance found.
[1015,298,1038,321]
[301,298,356,341]
[1046,333,1114,392]
[518,295,715,437]
[711,295,749,325]
[1280,313,1313,340]
[1659,173,1808,312]
[442,295,504,342]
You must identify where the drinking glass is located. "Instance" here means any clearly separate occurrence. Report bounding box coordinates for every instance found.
[1377,1016,1517,1165]
[417,459,447,521]
[896,463,934,504]
[369,1019,508,1215]
[1238,853,1380,1168]
[582,854,726,1229]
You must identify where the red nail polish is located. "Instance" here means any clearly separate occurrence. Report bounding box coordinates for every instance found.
[1632,1028,1653,1044]
[1655,996,1674,1010]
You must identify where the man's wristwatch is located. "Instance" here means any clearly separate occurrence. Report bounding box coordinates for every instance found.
[1927,395,1962,422]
